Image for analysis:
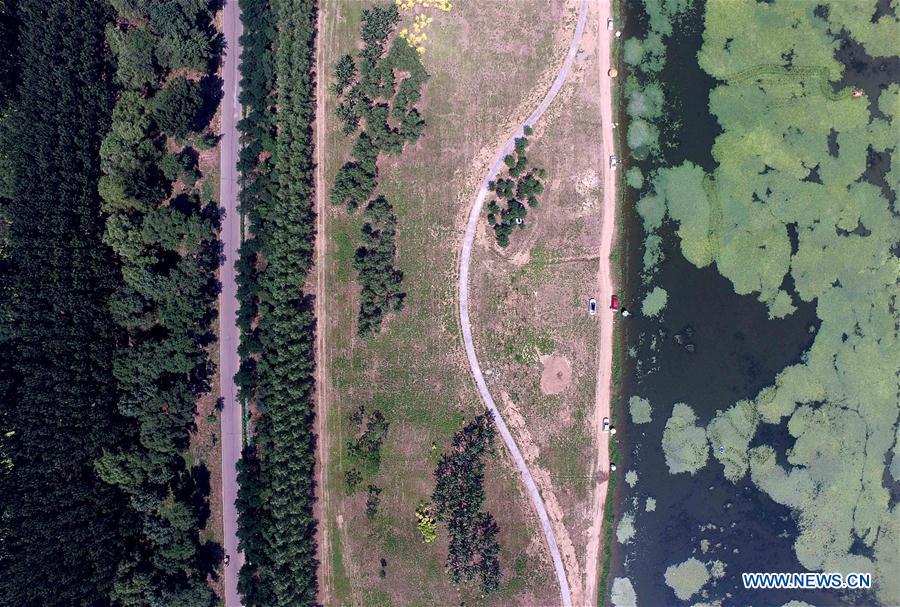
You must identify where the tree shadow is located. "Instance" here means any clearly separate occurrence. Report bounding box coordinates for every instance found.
[195,74,223,134]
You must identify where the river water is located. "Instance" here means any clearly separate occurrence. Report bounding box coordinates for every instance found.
[606,2,878,605]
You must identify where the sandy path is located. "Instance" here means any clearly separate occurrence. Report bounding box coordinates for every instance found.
[314,3,333,604]
[457,1,588,605]
[582,1,617,605]
[218,0,245,605]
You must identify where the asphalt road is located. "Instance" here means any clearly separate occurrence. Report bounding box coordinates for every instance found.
[457,2,588,605]
[218,0,244,605]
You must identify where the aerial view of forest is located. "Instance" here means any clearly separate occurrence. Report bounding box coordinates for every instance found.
[0,1,896,607]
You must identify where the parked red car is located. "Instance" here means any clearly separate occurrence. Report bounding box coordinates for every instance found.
[610,294,619,311]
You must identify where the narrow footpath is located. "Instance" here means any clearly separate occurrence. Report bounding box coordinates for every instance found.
[218,0,245,605]
[457,1,589,605]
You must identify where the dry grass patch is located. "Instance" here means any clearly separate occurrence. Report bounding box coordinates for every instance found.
[469,6,607,600]
[319,1,576,604]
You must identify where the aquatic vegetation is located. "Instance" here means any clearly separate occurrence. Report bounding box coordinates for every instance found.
[616,512,636,544]
[625,470,638,487]
[706,400,760,481]
[649,163,715,269]
[625,167,644,190]
[636,193,665,232]
[662,403,709,475]
[891,425,900,483]
[640,286,668,318]
[645,497,656,512]
[626,84,663,120]
[610,577,637,607]
[663,557,710,601]
[636,2,900,602]
[622,0,694,164]
[641,233,664,283]
[629,396,652,424]
[626,119,659,159]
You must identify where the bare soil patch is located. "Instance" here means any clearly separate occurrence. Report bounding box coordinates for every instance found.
[540,353,573,395]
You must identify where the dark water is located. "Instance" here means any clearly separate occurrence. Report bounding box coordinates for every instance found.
[607,2,872,606]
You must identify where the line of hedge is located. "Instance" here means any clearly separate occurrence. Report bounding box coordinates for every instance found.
[233,1,320,605]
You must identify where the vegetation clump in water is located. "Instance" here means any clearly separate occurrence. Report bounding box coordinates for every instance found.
[625,470,638,487]
[637,1,900,602]
[663,557,710,601]
[616,512,636,544]
[641,286,668,318]
[706,400,760,481]
[610,577,637,607]
[629,395,652,424]
[662,403,709,475]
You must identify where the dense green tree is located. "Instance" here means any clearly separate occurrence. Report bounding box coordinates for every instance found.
[234,1,320,604]
[353,196,404,336]
[107,25,159,89]
[328,10,429,335]
[154,76,203,139]
[486,136,544,246]
[96,0,221,603]
[432,413,502,594]
[331,53,356,96]
[0,1,136,604]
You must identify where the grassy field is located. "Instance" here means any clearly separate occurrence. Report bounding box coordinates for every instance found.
[319,1,576,605]
[468,9,607,600]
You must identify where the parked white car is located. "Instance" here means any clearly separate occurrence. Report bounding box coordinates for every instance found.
[607,18,614,31]
[602,417,610,432]
[609,155,618,171]
[589,298,597,316]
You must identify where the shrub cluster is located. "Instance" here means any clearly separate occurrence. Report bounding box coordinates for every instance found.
[330,4,428,335]
[344,404,389,492]
[432,412,502,593]
[354,196,405,335]
[96,1,222,604]
[486,136,545,247]
[232,1,320,605]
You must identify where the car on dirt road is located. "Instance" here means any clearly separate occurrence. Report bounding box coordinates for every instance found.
[607,18,614,31]
[602,417,611,432]
[609,154,618,171]
[589,298,597,316]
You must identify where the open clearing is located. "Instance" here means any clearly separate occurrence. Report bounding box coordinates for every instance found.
[468,4,608,605]
[317,1,581,605]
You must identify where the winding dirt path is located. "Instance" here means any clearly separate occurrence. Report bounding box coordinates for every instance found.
[583,2,617,604]
[457,1,589,605]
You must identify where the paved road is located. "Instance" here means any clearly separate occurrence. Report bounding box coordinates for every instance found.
[218,0,244,605]
[457,2,588,605]
[583,1,618,603]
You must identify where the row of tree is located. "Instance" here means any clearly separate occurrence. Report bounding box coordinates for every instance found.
[96,0,222,604]
[233,1,320,605]
[331,4,428,335]
[486,133,546,247]
[432,413,503,594]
